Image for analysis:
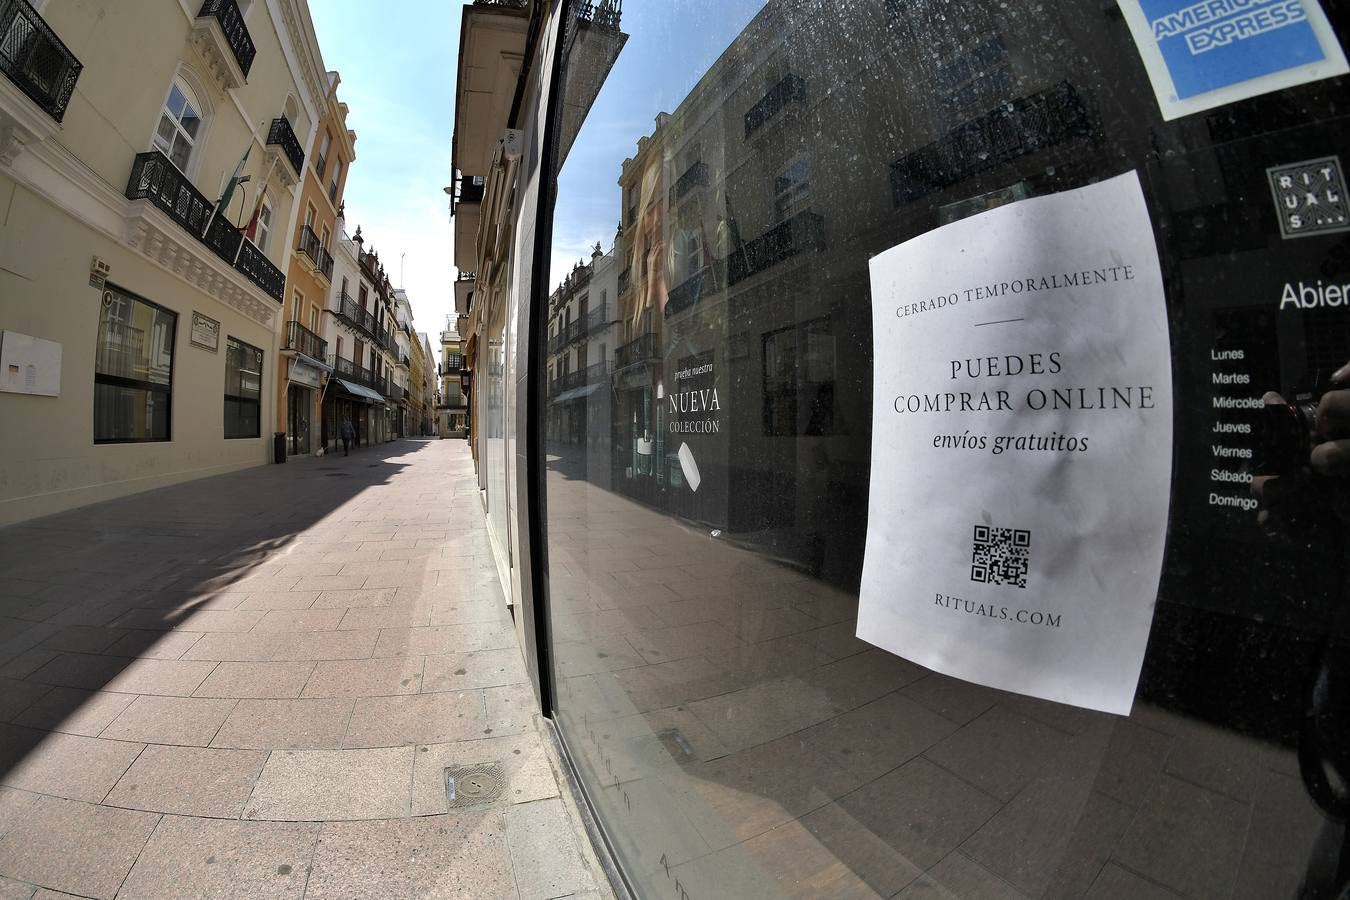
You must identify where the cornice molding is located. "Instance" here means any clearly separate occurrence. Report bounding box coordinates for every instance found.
[7,137,279,329]
[0,75,60,166]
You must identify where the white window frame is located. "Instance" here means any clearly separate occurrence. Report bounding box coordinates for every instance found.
[151,76,207,178]
[252,197,273,254]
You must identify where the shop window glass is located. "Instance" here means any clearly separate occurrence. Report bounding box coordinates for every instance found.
[94,286,174,443]
[541,1,1350,898]
[224,336,262,439]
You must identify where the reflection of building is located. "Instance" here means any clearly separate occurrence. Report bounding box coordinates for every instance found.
[612,116,673,506]
[545,241,621,486]
[279,70,355,457]
[0,0,321,524]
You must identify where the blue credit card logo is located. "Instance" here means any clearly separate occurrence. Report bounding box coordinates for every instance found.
[1139,0,1326,98]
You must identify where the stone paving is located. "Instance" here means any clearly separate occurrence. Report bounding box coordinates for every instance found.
[0,439,607,900]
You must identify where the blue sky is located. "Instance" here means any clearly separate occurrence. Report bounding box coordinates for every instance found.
[311,1,767,354]
[310,0,460,365]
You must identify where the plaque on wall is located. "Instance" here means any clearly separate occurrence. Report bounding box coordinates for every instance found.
[859,172,1173,714]
[189,312,220,352]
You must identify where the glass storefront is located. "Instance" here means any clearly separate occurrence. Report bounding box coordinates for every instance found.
[538,1,1350,897]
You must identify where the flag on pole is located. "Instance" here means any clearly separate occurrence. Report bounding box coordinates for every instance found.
[244,181,268,242]
[202,142,252,238]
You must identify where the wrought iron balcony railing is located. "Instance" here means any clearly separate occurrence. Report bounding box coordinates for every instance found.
[0,0,82,124]
[665,266,715,317]
[671,161,708,204]
[196,0,254,79]
[550,360,612,396]
[328,354,379,392]
[615,333,657,369]
[744,72,806,138]
[335,293,381,342]
[284,320,327,361]
[297,225,333,280]
[727,210,825,286]
[456,271,476,282]
[125,150,285,302]
[576,0,621,30]
[266,117,303,176]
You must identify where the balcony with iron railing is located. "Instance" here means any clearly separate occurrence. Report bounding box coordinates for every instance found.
[196,0,255,82]
[297,225,333,280]
[744,72,806,138]
[550,360,612,396]
[576,0,621,30]
[0,0,82,124]
[283,320,326,361]
[125,150,285,302]
[615,333,657,369]
[665,266,716,317]
[727,210,825,286]
[266,117,303,178]
[335,293,382,342]
[671,161,708,204]
[328,354,379,392]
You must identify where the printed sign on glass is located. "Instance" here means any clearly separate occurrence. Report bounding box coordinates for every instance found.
[1267,155,1350,239]
[1118,0,1348,120]
[859,172,1174,715]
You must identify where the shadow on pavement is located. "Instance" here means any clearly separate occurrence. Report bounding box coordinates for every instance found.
[0,439,429,788]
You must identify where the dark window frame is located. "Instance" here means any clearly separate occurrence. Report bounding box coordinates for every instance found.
[93,284,176,445]
[224,335,264,440]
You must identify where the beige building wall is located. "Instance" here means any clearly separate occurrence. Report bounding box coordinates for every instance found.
[0,1,315,526]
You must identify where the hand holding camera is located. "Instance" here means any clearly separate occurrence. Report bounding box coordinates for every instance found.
[1252,362,1350,527]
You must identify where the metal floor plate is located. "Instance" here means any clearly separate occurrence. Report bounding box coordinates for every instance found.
[445,762,506,810]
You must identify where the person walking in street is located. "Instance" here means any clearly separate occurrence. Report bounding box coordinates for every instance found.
[340,418,355,456]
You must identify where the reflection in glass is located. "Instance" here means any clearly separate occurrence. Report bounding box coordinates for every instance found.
[542,1,1350,896]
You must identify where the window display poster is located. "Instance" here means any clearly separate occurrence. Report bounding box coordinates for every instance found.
[1118,0,1348,121]
[858,171,1173,715]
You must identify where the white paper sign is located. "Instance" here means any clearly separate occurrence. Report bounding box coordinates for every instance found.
[859,172,1173,715]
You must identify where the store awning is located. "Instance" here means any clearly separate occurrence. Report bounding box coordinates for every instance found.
[553,383,603,403]
[294,352,332,372]
[333,378,385,403]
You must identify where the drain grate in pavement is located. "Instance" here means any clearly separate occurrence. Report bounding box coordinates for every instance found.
[445,762,506,810]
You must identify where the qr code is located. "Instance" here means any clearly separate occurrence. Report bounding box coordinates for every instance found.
[971,525,1030,589]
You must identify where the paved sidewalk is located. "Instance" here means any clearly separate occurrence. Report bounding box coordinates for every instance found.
[0,439,608,900]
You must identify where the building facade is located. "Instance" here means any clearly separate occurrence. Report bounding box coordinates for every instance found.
[278,68,355,456]
[419,331,437,435]
[0,0,321,525]
[438,318,467,437]
[321,228,401,449]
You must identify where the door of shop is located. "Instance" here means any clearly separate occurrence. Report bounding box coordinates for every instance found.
[286,384,310,455]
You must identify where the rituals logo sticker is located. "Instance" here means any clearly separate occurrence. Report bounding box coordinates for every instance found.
[1267,155,1349,239]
